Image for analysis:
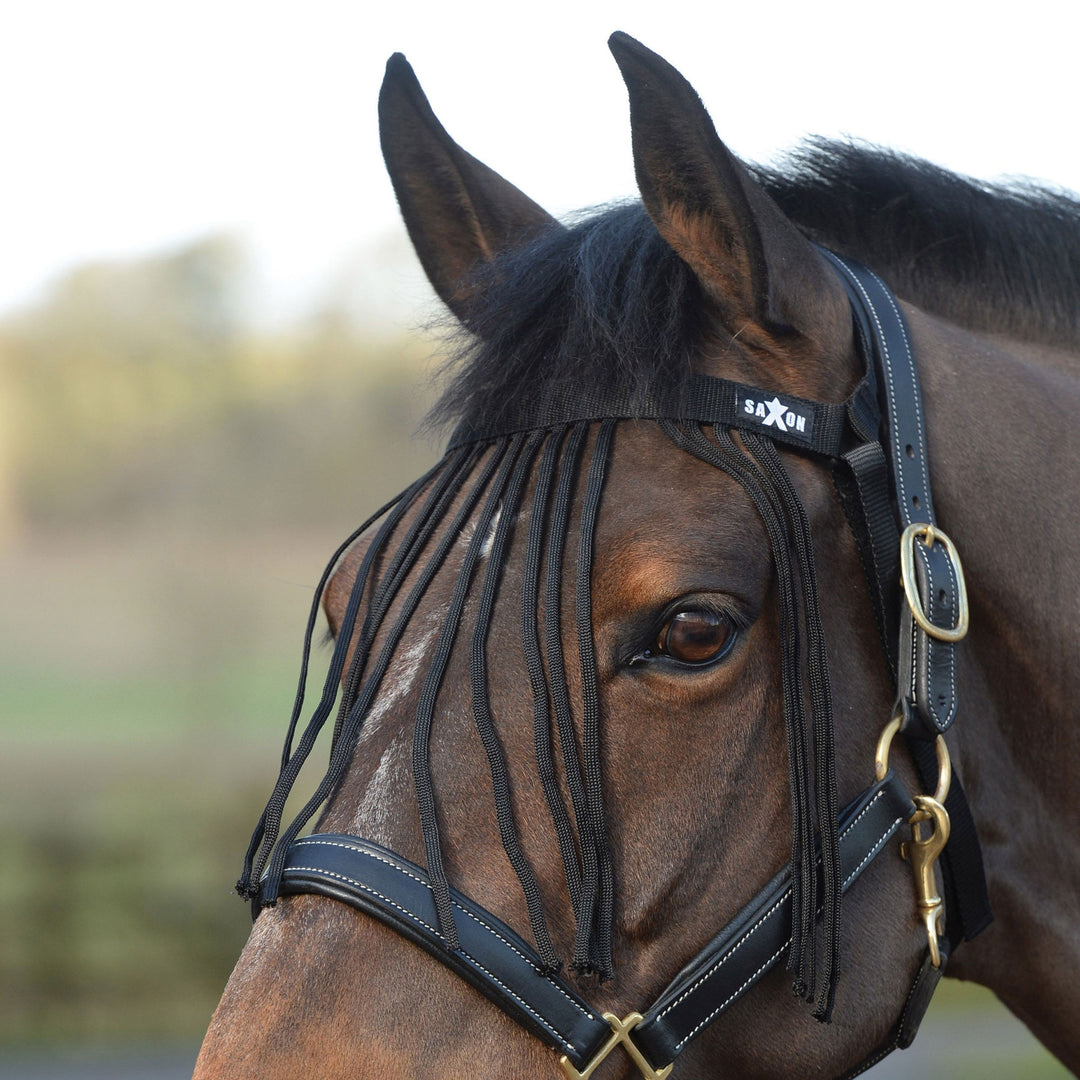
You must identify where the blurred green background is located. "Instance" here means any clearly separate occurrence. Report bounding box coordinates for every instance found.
[0,234,1070,1078]
[0,233,441,1066]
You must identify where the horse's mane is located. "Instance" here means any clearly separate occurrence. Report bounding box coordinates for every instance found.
[430,140,1079,431]
[754,139,1080,351]
[428,203,703,433]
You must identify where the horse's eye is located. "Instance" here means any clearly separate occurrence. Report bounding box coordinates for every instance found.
[656,609,734,666]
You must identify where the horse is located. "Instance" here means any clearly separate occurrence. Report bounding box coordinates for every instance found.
[192,32,1080,1079]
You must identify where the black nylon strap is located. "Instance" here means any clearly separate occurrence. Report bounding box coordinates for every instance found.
[449,373,861,458]
[276,772,914,1073]
[832,440,901,678]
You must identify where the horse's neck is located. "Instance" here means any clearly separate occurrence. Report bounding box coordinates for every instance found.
[918,317,1080,752]
[921,317,1080,726]
[914,309,1080,1067]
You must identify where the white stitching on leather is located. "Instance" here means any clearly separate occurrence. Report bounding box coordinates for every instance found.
[285,860,577,1053]
[835,267,910,512]
[452,905,594,1019]
[914,544,957,732]
[655,893,788,1020]
[909,607,919,700]
[292,838,594,1020]
[840,788,888,837]
[286,863,442,936]
[296,838,428,887]
[941,551,959,726]
[869,269,931,509]
[656,790,889,1020]
[667,804,904,1047]
[830,260,929,522]
[457,955,576,1054]
[674,939,790,1050]
[918,544,943,730]
[843,818,905,890]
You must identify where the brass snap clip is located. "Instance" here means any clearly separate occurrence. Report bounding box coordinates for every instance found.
[560,1013,673,1080]
[900,795,951,968]
[899,523,969,642]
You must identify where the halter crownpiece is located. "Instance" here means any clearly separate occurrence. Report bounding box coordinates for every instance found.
[236,249,991,1079]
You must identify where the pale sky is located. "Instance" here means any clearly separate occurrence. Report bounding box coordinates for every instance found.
[3,0,1077,325]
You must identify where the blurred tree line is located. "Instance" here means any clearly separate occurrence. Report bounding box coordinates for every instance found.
[0,233,441,544]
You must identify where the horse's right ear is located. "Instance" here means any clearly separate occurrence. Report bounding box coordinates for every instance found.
[608,32,846,356]
[379,54,558,322]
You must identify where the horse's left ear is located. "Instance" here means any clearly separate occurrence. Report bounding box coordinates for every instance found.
[609,33,847,354]
[379,53,559,322]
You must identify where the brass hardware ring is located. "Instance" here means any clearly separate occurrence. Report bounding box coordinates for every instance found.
[875,712,951,804]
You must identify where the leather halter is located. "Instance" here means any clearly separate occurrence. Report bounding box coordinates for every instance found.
[260,251,992,1078]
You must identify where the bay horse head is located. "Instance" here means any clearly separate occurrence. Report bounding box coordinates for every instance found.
[194,32,1080,1079]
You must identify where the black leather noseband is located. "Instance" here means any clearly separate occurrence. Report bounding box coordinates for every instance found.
[279,772,913,1073]
[261,251,992,1078]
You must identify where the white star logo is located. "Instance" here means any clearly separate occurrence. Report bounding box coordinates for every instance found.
[762,396,790,431]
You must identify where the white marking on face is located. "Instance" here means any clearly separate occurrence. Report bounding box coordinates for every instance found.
[352,729,411,842]
[456,506,502,558]
[349,619,438,837]
[480,507,502,558]
[355,623,438,745]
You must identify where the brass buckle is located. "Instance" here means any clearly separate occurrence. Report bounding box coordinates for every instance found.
[559,1013,673,1080]
[899,523,969,642]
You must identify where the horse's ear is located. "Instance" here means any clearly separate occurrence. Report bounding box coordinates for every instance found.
[608,32,837,342]
[379,54,558,321]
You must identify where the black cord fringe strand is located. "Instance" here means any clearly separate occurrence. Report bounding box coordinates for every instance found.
[543,424,596,936]
[522,428,585,916]
[572,420,617,979]
[659,421,823,1008]
[742,432,842,1021]
[238,462,444,896]
[411,437,523,947]
[467,430,562,971]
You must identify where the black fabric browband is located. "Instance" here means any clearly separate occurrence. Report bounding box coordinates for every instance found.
[448,371,879,460]
[251,249,993,1078]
